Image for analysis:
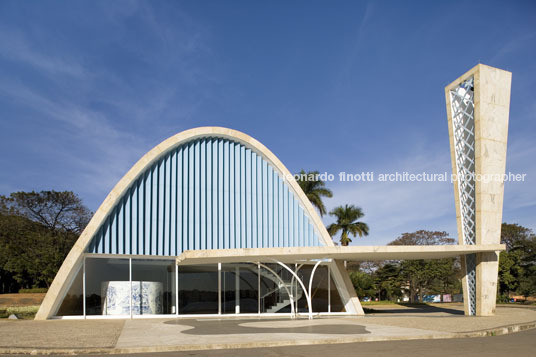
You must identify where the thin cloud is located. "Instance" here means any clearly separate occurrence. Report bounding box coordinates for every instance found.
[0,28,87,78]
[323,146,455,245]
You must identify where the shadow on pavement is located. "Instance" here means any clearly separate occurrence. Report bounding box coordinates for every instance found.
[164,319,371,335]
[365,304,464,315]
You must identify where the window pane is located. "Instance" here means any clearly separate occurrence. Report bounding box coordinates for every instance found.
[295,265,329,313]
[56,264,83,316]
[85,258,130,316]
[221,264,235,314]
[222,263,258,314]
[239,264,258,313]
[330,272,346,313]
[131,259,176,315]
[260,263,293,313]
[178,264,218,314]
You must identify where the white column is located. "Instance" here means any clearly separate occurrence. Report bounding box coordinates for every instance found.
[129,258,132,319]
[175,264,179,316]
[235,266,240,314]
[82,256,86,319]
[257,262,261,315]
[328,264,331,313]
[218,263,221,315]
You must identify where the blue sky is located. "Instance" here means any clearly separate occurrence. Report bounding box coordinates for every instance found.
[0,0,534,245]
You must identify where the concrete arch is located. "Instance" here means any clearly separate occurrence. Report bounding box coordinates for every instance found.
[36,127,362,320]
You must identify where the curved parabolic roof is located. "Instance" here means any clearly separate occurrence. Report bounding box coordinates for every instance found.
[34,127,340,319]
[87,128,329,255]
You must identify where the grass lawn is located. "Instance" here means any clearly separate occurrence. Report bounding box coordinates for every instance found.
[0,305,40,319]
[361,301,428,306]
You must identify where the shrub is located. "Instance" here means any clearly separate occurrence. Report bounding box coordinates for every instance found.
[18,288,48,293]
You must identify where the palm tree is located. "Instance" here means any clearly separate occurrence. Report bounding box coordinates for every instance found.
[327,204,369,246]
[295,170,333,216]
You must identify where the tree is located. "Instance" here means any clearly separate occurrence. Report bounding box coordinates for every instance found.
[0,214,78,289]
[501,223,535,251]
[389,231,460,302]
[295,170,333,216]
[388,230,455,246]
[398,258,460,302]
[0,191,91,234]
[0,191,91,292]
[374,264,403,301]
[498,249,523,298]
[327,204,369,246]
[517,236,536,299]
[349,271,376,298]
[498,223,536,301]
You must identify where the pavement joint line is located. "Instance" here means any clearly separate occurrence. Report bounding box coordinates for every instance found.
[1,320,536,355]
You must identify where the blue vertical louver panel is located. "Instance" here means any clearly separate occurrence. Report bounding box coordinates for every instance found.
[87,137,325,256]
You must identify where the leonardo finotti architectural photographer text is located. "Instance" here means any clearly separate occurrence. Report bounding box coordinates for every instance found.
[285,171,527,183]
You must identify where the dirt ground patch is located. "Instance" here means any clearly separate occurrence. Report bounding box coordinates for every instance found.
[0,293,45,308]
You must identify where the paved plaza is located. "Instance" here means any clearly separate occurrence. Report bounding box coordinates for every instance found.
[0,305,535,355]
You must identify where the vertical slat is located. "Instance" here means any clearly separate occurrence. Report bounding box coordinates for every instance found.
[110,207,117,254]
[200,140,206,250]
[142,172,148,255]
[158,158,165,255]
[188,143,195,251]
[145,169,150,255]
[194,140,201,250]
[183,146,189,252]
[218,139,224,249]
[283,177,287,247]
[235,143,241,249]
[245,149,252,248]
[251,152,258,248]
[169,151,176,256]
[131,180,138,255]
[267,165,273,247]
[212,139,219,249]
[151,164,158,255]
[298,206,303,246]
[278,175,283,247]
[288,191,294,247]
[206,139,213,250]
[262,160,268,248]
[292,195,300,247]
[256,155,262,248]
[229,141,235,248]
[223,140,229,249]
[124,190,130,254]
[97,223,104,253]
[183,144,189,252]
[273,171,278,247]
[240,145,246,249]
[176,147,183,255]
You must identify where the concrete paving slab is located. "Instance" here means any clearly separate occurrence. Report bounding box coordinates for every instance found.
[115,317,452,350]
[364,305,536,333]
[0,319,124,349]
[0,306,535,355]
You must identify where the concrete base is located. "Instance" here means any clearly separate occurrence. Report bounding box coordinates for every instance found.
[476,252,500,316]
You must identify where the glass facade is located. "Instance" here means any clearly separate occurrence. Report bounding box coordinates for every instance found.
[330,273,346,312]
[178,264,218,314]
[56,264,83,316]
[296,265,329,313]
[85,257,130,315]
[131,259,176,315]
[221,263,259,314]
[55,257,345,317]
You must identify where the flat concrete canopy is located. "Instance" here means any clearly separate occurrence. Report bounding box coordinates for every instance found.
[176,244,506,265]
